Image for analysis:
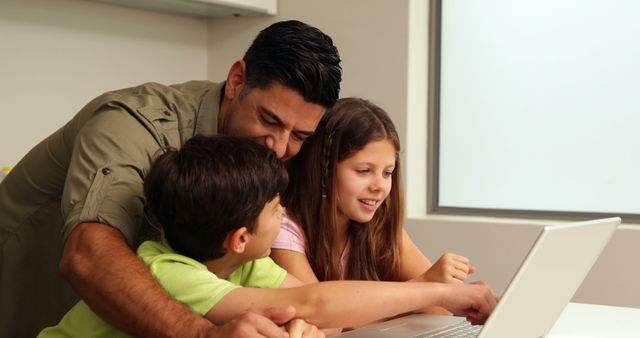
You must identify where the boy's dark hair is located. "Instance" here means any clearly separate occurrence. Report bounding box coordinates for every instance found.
[144,135,288,261]
[243,20,342,108]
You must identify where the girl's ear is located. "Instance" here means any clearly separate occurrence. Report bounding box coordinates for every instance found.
[224,60,247,100]
[225,227,250,254]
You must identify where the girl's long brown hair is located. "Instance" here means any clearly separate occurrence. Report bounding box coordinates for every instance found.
[284,98,403,281]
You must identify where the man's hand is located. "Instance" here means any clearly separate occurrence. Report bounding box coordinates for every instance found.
[212,306,324,338]
[285,319,324,338]
[212,308,292,338]
[420,253,477,284]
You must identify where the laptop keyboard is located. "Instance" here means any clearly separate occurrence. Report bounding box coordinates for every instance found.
[414,321,482,338]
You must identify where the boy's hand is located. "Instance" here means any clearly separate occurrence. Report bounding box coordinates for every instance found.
[285,319,325,338]
[439,281,499,325]
[421,253,476,284]
[212,306,296,338]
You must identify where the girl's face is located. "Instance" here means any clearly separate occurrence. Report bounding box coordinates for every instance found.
[335,139,396,227]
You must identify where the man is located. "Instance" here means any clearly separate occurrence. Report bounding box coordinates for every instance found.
[0,20,341,338]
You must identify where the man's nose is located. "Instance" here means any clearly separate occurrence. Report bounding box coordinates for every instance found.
[264,132,289,159]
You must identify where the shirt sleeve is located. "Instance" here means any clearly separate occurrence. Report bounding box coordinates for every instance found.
[139,241,240,316]
[61,100,174,245]
[230,257,287,288]
[271,215,307,254]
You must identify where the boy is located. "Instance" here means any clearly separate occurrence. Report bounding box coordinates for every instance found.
[40,136,497,337]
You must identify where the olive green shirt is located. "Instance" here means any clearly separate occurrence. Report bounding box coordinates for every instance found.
[0,80,224,338]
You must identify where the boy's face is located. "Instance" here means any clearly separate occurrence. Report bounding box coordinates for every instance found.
[245,196,285,259]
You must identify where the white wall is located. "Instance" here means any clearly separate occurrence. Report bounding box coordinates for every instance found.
[206,0,410,144]
[0,0,208,166]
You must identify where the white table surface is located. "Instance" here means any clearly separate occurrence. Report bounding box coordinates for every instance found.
[547,302,640,337]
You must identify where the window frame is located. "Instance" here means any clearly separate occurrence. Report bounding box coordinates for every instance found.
[426,0,637,223]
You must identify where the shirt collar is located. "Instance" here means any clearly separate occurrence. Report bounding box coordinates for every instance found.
[194,81,225,136]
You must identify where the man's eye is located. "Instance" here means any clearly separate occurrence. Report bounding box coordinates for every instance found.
[291,132,306,142]
[260,115,278,126]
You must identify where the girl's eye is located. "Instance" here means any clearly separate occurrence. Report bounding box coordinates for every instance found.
[384,171,394,177]
[356,168,370,174]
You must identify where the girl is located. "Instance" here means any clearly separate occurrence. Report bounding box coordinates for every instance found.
[271,98,476,298]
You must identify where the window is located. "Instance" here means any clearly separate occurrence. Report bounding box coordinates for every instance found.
[429,0,640,221]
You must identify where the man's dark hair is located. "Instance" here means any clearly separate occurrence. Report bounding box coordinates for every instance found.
[144,135,288,261]
[243,20,342,108]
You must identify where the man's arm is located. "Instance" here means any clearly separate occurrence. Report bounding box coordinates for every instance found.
[60,222,293,338]
[60,222,218,337]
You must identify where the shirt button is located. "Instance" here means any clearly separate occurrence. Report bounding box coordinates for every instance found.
[102,168,111,175]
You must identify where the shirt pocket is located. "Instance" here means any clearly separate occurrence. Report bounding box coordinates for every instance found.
[136,106,180,149]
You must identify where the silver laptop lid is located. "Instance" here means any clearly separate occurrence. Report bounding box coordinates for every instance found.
[477,217,620,338]
[334,217,620,338]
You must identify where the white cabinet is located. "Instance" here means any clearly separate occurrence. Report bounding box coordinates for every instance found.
[91,0,277,18]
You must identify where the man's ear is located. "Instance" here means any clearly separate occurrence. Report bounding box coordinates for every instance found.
[225,227,250,254]
[224,60,246,100]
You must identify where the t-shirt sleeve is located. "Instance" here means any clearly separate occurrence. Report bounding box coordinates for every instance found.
[230,257,287,288]
[61,101,175,245]
[271,215,306,254]
[139,241,240,316]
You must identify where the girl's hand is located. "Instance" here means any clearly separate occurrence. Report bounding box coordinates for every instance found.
[421,253,476,284]
[285,319,325,338]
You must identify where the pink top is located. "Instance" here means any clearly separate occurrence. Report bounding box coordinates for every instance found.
[272,214,351,279]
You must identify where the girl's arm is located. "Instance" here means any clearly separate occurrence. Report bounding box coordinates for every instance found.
[398,229,433,280]
[400,229,476,284]
[205,279,497,329]
[271,249,319,284]
[399,229,451,315]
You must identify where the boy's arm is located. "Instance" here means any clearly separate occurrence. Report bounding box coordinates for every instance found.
[280,274,342,336]
[205,279,497,329]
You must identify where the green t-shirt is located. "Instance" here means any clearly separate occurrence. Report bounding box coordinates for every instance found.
[38,241,287,338]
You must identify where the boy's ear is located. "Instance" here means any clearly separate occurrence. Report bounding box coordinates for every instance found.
[224,60,246,100]
[225,227,250,254]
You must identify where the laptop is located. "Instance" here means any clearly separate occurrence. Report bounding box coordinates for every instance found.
[334,217,621,338]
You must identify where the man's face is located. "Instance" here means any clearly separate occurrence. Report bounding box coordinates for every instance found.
[221,82,326,161]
